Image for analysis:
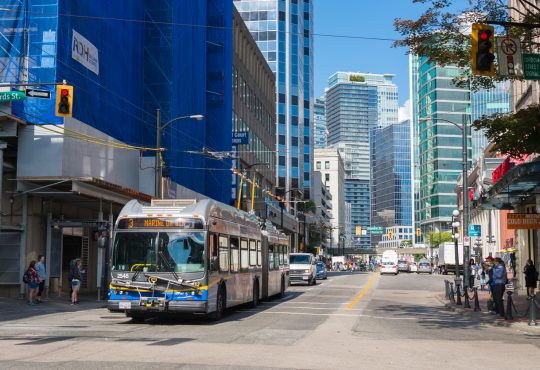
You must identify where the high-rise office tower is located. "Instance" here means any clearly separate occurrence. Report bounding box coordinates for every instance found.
[234,0,314,200]
[326,72,398,248]
[411,56,472,236]
[314,96,327,149]
[371,121,412,246]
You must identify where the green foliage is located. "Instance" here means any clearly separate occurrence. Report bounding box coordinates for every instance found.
[297,200,317,214]
[473,104,540,157]
[413,254,427,262]
[427,231,453,248]
[400,239,413,247]
[393,0,540,91]
[349,74,366,82]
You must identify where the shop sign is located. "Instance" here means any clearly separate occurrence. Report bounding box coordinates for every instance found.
[507,213,540,229]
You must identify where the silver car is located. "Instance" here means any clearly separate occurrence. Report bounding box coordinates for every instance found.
[417,261,432,274]
[397,260,409,272]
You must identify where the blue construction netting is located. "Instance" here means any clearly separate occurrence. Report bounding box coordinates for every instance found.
[0,0,234,204]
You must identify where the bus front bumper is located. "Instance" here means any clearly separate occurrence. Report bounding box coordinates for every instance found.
[108,299,208,313]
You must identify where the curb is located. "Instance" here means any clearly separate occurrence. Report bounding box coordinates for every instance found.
[435,294,513,328]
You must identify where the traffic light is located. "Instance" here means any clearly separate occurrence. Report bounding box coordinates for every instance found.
[388,230,393,239]
[55,84,73,117]
[416,228,421,237]
[472,23,495,76]
[355,226,362,236]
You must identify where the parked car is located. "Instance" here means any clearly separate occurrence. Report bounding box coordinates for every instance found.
[408,262,418,273]
[380,261,398,275]
[397,260,409,272]
[418,260,432,274]
[316,262,328,280]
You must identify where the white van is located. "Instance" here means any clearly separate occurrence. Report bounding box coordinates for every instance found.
[289,253,317,285]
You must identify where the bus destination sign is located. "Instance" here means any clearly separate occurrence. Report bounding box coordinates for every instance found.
[118,217,204,230]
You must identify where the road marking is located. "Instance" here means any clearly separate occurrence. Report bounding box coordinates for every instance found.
[237,310,446,321]
[346,273,378,309]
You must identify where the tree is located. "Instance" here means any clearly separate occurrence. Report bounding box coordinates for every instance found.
[473,104,540,157]
[297,200,316,214]
[427,231,453,248]
[394,0,540,90]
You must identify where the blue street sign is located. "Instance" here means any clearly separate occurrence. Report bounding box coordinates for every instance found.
[469,224,481,237]
[232,131,249,145]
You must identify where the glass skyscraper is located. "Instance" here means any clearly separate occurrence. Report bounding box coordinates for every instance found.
[371,121,412,232]
[326,72,398,248]
[314,96,327,149]
[412,57,472,237]
[234,0,314,199]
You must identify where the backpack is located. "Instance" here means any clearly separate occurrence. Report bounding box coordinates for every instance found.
[23,270,30,284]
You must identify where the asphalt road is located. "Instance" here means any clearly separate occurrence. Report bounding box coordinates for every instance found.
[1,271,540,369]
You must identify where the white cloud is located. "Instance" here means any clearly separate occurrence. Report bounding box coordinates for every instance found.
[398,99,411,123]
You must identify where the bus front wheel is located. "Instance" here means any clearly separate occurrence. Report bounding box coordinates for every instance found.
[211,285,226,320]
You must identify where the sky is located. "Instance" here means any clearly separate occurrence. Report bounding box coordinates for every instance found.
[314,0,468,109]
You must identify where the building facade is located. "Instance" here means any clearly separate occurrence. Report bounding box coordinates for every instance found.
[326,72,398,248]
[234,0,314,200]
[232,8,276,215]
[314,96,327,149]
[412,57,472,239]
[371,121,413,245]
[0,0,235,297]
[314,148,345,253]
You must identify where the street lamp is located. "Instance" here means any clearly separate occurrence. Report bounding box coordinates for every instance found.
[452,209,463,305]
[155,109,204,198]
[235,162,269,211]
[419,115,470,288]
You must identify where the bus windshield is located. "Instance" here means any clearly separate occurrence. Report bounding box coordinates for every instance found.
[112,231,205,273]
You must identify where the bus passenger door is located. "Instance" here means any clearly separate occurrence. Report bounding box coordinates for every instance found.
[261,236,269,299]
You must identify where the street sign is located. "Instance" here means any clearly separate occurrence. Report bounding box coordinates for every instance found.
[496,37,523,77]
[366,226,383,234]
[464,236,470,246]
[0,90,26,102]
[523,53,540,80]
[25,88,51,99]
[232,131,249,145]
[469,224,481,237]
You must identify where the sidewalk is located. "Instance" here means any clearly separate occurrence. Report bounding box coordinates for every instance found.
[437,286,540,328]
[0,293,107,322]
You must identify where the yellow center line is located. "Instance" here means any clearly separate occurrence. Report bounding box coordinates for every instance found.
[346,273,378,309]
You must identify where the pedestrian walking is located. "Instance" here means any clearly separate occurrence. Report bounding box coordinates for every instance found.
[468,259,476,291]
[492,257,507,319]
[523,259,538,297]
[69,258,83,305]
[479,262,486,291]
[24,260,40,305]
[35,255,46,303]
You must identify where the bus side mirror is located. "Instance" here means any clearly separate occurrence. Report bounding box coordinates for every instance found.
[210,256,219,271]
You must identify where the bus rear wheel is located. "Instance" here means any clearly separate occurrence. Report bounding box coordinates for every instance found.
[279,276,286,298]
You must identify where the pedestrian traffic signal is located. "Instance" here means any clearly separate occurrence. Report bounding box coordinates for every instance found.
[416,228,421,237]
[472,23,495,76]
[55,84,73,117]
[388,230,393,239]
[355,226,362,236]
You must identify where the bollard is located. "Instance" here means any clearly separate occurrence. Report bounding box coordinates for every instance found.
[445,280,450,300]
[455,283,462,306]
[473,287,481,312]
[528,293,538,326]
[449,283,455,303]
[463,288,471,309]
[505,291,514,320]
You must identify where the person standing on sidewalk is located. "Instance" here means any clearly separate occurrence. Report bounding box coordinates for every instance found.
[468,259,476,292]
[523,259,538,297]
[35,255,46,303]
[492,257,508,319]
[24,261,40,305]
[70,258,83,305]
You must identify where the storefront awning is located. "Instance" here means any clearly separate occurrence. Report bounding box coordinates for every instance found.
[481,161,540,209]
[15,176,152,205]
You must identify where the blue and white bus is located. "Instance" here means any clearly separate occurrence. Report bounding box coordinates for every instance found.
[108,199,289,321]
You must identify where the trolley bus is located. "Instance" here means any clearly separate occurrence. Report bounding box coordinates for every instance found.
[108,199,289,320]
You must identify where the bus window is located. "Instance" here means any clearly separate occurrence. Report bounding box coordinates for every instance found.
[279,245,284,265]
[256,241,262,267]
[218,235,229,272]
[209,233,217,257]
[240,239,249,270]
[249,240,256,267]
[268,244,274,270]
[284,245,289,266]
[230,237,239,272]
[273,245,279,269]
